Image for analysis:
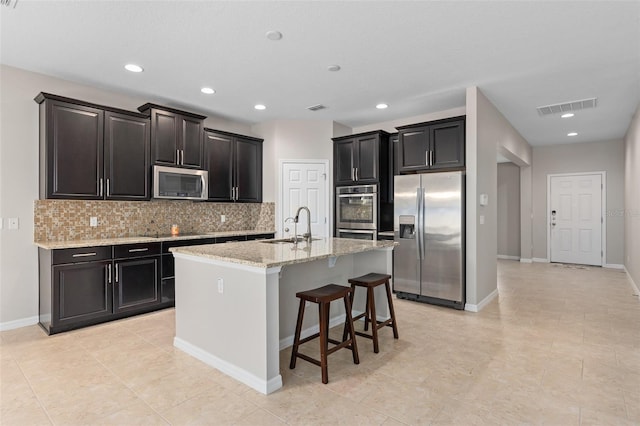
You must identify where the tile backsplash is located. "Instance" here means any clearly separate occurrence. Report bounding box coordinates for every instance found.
[34,200,275,241]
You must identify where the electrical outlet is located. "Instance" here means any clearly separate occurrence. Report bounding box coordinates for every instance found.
[220,215,226,223]
[90,217,98,227]
[217,278,224,294]
[8,217,19,230]
[479,215,485,225]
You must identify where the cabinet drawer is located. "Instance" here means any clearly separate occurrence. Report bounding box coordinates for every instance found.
[52,246,112,265]
[114,242,161,259]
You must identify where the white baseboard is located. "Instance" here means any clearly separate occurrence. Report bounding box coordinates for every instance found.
[533,258,550,263]
[279,313,346,350]
[624,266,640,299]
[465,288,499,312]
[520,258,533,264]
[174,337,282,395]
[604,263,624,270]
[497,255,520,261]
[0,316,38,331]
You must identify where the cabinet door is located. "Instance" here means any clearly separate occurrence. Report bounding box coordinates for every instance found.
[235,137,262,202]
[354,135,379,183]
[180,116,203,168]
[104,112,150,200]
[113,257,160,314]
[204,131,234,201]
[52,261,112,328]
[150,109,179,165]
[334,139,355,185]
[388,133,399,202]
[398,126,429,173]
[46,101,103,199]
[430,120,465,169]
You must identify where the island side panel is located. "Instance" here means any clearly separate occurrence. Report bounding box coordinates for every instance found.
[172,254,282,394]
[352,247,395,323]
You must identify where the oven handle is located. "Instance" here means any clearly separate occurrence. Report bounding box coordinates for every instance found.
[338,194,375,198]
[338,229,376,234]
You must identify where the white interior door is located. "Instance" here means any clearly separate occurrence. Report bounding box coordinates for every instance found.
[549,174,602,266]
[280,161,328,239]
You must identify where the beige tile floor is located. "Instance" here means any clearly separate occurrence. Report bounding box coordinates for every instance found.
[1,260,639,425]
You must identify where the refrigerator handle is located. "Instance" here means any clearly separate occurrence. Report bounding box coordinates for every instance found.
[419,188,425,260]
[416,188,422,260]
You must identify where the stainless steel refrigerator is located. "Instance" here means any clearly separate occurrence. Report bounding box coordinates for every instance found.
[394,172,465,309]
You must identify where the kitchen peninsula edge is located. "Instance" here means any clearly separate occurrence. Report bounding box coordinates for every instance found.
[170,237,396,394]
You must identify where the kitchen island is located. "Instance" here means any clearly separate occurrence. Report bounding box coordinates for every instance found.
[170,237,395,394]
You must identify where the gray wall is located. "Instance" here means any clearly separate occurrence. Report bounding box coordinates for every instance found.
[624,104,640,286]
[531,140,625,265]
[497,163,521,258]
[0,65,253,327]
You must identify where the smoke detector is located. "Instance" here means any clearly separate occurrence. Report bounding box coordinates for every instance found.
[536,97,597,116]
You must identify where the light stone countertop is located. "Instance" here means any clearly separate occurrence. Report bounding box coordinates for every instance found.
[34,229,275,250]
[170,237,397,268]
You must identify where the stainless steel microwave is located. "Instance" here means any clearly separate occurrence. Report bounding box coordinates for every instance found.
[153,165,208,201]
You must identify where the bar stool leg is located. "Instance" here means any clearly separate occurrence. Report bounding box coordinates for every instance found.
[385,280,399,339]
[368,287,379,353]
[363,288,370,332]
[318,302,329,384]
[289,298,306,369]
[343,292,360,364]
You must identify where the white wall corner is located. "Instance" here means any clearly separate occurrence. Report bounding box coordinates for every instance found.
[464,288,498,312]
[520,258,533,264]
[624,266,640,299]
[603,263,625,270]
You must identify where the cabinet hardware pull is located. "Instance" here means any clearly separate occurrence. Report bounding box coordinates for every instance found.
[351,168,355,181]
[115,263,119,282]
[72,252,97,257]
[181,150,184,165]
[106,178,110,197]
[177,149,180,165]
[99,178,103,197]
[425,151,429,166]
[430,151,434,166]
[128,248,148,253]
[107,264,112,283]
[355,168,358,181]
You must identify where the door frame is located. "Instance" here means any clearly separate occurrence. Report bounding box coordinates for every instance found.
[278,159,330,239]
[546,171,606,264]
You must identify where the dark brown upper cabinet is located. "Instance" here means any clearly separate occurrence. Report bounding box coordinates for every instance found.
[138,103,206,169]
[36,93,150,200]
[104,112,150,200]
[332,130,389,186]
[388,133,399,202]
[396,116,465,173]
[203,129,263,203]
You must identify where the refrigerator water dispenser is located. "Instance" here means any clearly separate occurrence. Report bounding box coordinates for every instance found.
[399,215,415,239]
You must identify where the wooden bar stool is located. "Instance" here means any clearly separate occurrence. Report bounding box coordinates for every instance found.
[289,284,359,384]
[344,273,399,353]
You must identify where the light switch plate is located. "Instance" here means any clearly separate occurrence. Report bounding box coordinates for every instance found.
[479,215,485,225]
[90,217,98,227]
[217,278,224,294]
[220,215,226,223]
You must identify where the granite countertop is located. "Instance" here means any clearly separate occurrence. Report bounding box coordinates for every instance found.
[34,229,275,250]
[170,237,397,268]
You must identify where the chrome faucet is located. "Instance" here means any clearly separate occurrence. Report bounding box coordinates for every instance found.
[294,206,312,243]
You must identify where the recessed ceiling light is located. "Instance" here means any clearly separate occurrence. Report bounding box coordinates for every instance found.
[567,132,578,137]
[266,30,283,41]
[124,64,143,73]
[376,103,388,109]
[327,65,341,72]
[201,87,215,95]
[561,113,575,118]
[254,104,266,110]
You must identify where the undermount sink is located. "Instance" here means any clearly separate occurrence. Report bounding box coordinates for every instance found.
[261,237,322,244]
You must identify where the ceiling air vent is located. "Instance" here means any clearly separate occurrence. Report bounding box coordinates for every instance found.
[307,104,326,112]
[536,97,597,116]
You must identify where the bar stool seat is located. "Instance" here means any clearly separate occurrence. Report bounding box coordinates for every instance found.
[345,272,399,353]
[289,284,359,384]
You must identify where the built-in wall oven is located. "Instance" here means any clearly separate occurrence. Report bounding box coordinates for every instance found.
[336,229,376,240]
[336,184,377,237]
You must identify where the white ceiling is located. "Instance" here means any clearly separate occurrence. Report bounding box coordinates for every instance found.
[1,1,639,146]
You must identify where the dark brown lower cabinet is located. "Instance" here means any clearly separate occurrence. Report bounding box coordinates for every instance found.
[52,260,113,330]
[113,257,160,314]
